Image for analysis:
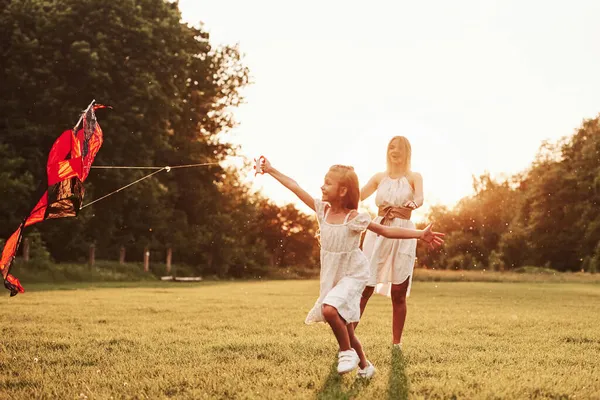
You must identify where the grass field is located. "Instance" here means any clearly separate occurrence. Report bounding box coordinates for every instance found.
[1,279,599,399]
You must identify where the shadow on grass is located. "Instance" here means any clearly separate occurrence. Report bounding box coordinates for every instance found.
[317,361,371,400]
[388,347,409,400]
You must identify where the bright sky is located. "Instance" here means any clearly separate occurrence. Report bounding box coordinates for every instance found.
[179,0,600,219]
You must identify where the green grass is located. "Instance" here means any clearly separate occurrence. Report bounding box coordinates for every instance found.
[413,268,600,283]
[1,280,599,399]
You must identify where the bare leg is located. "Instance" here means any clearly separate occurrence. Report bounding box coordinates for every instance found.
[354,286,375,329]
[347,323,368,369]
[322,304,351,351]
[390,278,410,345]
[360,285,375,317]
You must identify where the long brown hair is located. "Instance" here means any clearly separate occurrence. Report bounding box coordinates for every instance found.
[328,165,359,210]
[386,136,412,173]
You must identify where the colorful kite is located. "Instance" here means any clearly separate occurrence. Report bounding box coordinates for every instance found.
[0,101,106,296]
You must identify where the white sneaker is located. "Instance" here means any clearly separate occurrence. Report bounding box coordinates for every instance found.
[357,361,376,379]
[337,349,359,374]
[393,343,402,350]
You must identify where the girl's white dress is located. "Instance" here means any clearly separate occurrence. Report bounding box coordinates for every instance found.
[305,199,372,325]
[362,176,417,297]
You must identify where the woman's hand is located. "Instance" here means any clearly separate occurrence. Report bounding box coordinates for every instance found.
[403,200,418,210]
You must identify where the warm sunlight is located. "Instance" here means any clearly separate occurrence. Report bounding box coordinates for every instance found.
[179,0,600,220]
[3,2,600,398]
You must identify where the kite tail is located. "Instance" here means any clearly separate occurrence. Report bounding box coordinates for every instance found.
[0,224,26,296]
[4,274,24,297]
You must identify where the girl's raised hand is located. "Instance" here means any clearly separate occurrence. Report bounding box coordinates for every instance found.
[260,156,273,174]
[421,224,445,249]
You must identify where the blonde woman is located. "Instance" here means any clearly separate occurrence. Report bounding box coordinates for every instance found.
[359,136,424,348]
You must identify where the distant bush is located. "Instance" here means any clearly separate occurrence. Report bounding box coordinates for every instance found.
[7,259,321,284]
[263,265,319,280]
[513,266,557,274]
[413,268,600,283]
[10,260,157,283]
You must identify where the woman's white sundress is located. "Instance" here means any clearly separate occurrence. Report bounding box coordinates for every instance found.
[305,198,372,325]
[362,176,417,297]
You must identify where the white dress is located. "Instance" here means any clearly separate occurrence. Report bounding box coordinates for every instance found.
[305,199,372,325]
[362,176,417,297]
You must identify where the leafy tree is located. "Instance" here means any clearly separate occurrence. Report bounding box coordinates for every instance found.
[420,115,600,272]
[0,0,254,269]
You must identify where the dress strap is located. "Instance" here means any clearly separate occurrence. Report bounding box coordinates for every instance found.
[323,204,330,220]
[343,211,352,224]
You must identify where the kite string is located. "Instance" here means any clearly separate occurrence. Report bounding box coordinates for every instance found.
[80,168,166,209]
[90,162,221,170]
[81,162,223,209]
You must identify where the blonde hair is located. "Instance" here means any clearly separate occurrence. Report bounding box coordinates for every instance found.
[328,165,359,210]
[386,136,412,173]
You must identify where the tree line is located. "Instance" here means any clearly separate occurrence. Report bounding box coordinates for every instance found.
[0,0,318,277]
[417,116,600,273]
[1,0,598,276]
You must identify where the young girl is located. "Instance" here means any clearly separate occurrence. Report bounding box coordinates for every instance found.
[261,157,443,377]
[359,136,422,348]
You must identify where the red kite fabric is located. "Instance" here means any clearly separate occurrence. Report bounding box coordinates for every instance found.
[0,103,105,296]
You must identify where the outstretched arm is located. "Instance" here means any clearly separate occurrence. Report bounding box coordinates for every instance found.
[261,157,315,211]
[367,222,423,239]
[367,222,444,248]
